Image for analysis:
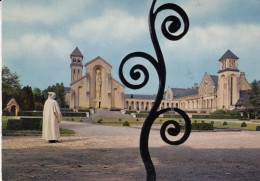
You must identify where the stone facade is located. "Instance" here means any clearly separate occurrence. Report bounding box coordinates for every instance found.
[124,50,251,113]
[65,49,251,112]
[66,47,125,110]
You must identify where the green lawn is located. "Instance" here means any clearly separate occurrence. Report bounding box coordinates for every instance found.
[191,119,259,131]
[2,116,75,135]
[93,117,141,123]
[92,117,260,131]
[63,117,83,122]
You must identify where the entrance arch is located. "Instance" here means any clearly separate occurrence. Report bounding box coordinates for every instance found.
[6,98,20,116]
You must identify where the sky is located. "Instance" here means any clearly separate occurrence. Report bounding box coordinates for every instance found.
[2,0,260,95]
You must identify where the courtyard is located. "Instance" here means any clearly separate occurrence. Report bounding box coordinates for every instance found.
[2,121,260,180]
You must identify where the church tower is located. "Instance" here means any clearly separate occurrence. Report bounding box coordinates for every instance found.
[70,47,83,84]
[217,50,240,110]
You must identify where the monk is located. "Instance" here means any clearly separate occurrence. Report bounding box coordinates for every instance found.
[42,92,62,143]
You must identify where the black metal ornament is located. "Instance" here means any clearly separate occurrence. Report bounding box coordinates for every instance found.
[119,0,191,180]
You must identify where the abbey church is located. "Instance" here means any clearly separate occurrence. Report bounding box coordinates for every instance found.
[65,47,251,113]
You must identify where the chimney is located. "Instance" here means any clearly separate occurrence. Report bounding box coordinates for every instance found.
[194,83,198,89]
[240,72,245,78]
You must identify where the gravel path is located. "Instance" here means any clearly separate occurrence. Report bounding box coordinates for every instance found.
[2,121,260,180]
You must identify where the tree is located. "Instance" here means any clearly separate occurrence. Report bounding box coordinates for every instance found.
[33,88,45,104]
[246,80,260,119]
[2,66,21,109]
[42,82,66,108]
[33,88,45,111]
[20,86,35,111]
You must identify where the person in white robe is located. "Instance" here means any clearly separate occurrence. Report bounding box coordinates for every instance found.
[42,92,62,143]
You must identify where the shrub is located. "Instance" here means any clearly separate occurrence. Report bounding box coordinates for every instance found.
[62,112,86,117]
[35,102,44,111]
[136,119,139,122]
[163,114,182,118]
[78,109,90,112]
[71,118,74,121]
[191,123,214,130]
[119,119,122,122]
[223,121,228,126]
[125,110,137,114]
[256,126,260,131]
[194,120,197,123]
[110,108,121,111]
[123,121,130,126]
[6,119,22,130]
[97,119,103,124]
[239,117,250,121]
[211,121,214,125]
[160,119,162,122]
[3,111,17,116]
[241,122,247,127]
[136,114,148,118]
[80,119,83,122]
[19,111,43,116]
[201,120,205,124]
[20,118,42,130]
[6,118,42,130]
[60,108,73,112]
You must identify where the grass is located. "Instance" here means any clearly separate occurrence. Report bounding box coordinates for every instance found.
[63,117,82,122]
[190,119,259,131]
[2,116,75,135]
[92,117,139,123]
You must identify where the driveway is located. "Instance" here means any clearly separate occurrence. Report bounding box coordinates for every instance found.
[2,121,260,180]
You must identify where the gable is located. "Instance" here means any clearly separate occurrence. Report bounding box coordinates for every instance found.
[85,56,112,69]
[198,73,217,96]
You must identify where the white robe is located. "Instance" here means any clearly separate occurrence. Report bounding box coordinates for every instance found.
[42,92,62,141]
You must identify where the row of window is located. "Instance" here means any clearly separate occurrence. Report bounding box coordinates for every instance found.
[73,69,81,74]
[73,59,81,63]
[125,98,215,111]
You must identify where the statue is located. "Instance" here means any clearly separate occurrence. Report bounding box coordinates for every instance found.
[42,92,62,143]
[96,69,102,100]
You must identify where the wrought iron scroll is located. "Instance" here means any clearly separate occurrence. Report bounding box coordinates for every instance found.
[119,0,191,180]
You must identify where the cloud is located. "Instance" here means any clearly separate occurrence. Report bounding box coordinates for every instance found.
[3,0,93,24]
[69,9,147,43]
[183,0,224,18]
[3,34,72,65]
[161,23,260,63]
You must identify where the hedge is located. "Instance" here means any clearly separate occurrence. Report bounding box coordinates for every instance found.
[163,114,182,118]
[78,109,90,112]
[125,110,137,114]
[6,118,42,130]
[6,110,86,117]
[60,108,73,112]
[61,112,86,117]
[110,108,121,111]
[21,118,42,130]
[123,121,130,126]
[136,114,148,118]
[256,126,260,131]
[191,123,214,130]
[19,111,43,116]
[192,114,240,119]
[6,119,23,130]
[2,111,16,116]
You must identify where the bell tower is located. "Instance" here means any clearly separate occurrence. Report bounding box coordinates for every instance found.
[70,47,83,84]
[217,50,240,110]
